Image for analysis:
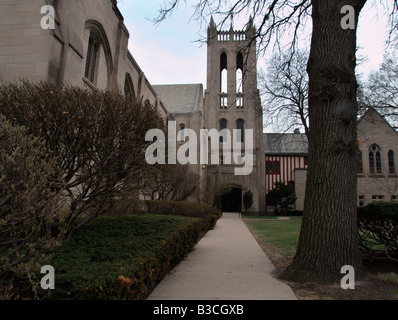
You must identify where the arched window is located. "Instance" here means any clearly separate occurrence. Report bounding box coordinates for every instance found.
[236,52,243,93]
[369,144,382,174]
[236,69,243,93]
[388,150,395,174]
[85,32,100,83]
[219,118,227,142]
[178,124,185,142]
[124,73,135,99]
[236,52,244,109]
[357,150,363,173]
[84,20,113,88]
[220,52,228,94]
[236,119,244,142]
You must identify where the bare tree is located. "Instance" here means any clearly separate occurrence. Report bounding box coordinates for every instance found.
[260,49,309,134]
[361,53,398,129]
[140,164,200,202]
[153,0,398,283]
[0,115,67,299]
[0,81,165,238]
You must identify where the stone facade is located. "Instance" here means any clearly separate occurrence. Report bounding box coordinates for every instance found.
[0,0,168,117]
[291,109,398,211]
[204,18,265,214]
[0,1,266,213]
[152,20,266,213]
[357,108,398,205]
[2,1,394,215]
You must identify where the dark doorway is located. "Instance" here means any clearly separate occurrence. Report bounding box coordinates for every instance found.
[222,187,242,212]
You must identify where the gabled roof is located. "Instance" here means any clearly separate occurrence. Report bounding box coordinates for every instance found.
[153,84,202,115]
[264,133,308,155]
[358,107,398,136]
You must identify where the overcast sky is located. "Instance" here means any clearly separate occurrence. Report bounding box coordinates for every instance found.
[117,1,392,87]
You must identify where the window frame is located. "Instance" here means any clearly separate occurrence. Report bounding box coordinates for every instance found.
[178,124,186,142]
[388,150,395,174]
[84,32,100,84]
[220,52,228,94]
[236,118,245,143]
[266,160,280,174]
[369,144,382,174]
[219,119,228,142]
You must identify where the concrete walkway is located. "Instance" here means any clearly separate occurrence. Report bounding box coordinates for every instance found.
[147,212,297,300]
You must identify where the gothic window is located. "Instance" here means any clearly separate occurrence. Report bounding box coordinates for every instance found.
[236,119,244,142]
[124,73,135,99]
[236,52,244,109]
[236,95,244,109]
[357,151,363,173]
[389,150,395,174]
[219,118,227,142]
[369,144,382,174]
[220,52,228,94]
[178,124,185,142]
[236,69,243,93]
[85,32,100,83]
[84,20,113,89]
[220,95,228,109]
[236,52,244,93]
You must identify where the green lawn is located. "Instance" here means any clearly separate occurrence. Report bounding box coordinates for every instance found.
[242,215,280,220]
[244,216,302,262]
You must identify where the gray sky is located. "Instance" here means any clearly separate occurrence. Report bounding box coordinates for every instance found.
[118,1,391,87]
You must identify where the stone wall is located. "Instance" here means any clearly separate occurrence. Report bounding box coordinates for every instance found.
[0,0,167,117]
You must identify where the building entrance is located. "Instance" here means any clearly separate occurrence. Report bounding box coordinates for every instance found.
[221,187,242,212]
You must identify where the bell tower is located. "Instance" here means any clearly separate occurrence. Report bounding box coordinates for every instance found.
[204,17,265,214]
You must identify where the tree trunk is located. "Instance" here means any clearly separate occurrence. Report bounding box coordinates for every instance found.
[280,0,366,284]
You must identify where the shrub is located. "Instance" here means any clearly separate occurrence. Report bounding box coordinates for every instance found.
[140,164,200,201]
[243,190,254,213]
[0,115,67,299]
[109,199,218,231]
[210,210,222,229]
[48,215,202,300]
[0,81,165,237]
[207,182,236,210]
[267,182,297,215]
[358,202,398,261]
[141,200,213,231]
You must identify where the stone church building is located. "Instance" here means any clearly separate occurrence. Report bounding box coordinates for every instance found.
[0,0,396,214]
[264,108,398,211]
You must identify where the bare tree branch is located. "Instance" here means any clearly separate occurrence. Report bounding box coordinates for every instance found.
[260,49,309,134]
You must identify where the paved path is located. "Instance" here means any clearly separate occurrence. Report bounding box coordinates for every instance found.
[147,212,297,300]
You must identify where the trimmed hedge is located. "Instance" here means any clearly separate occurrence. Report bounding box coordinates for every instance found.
[48,214,202,300]
[111,199,214,232]
[358,202,398,260]
[210,210,222,230]
[144,201,212,230]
